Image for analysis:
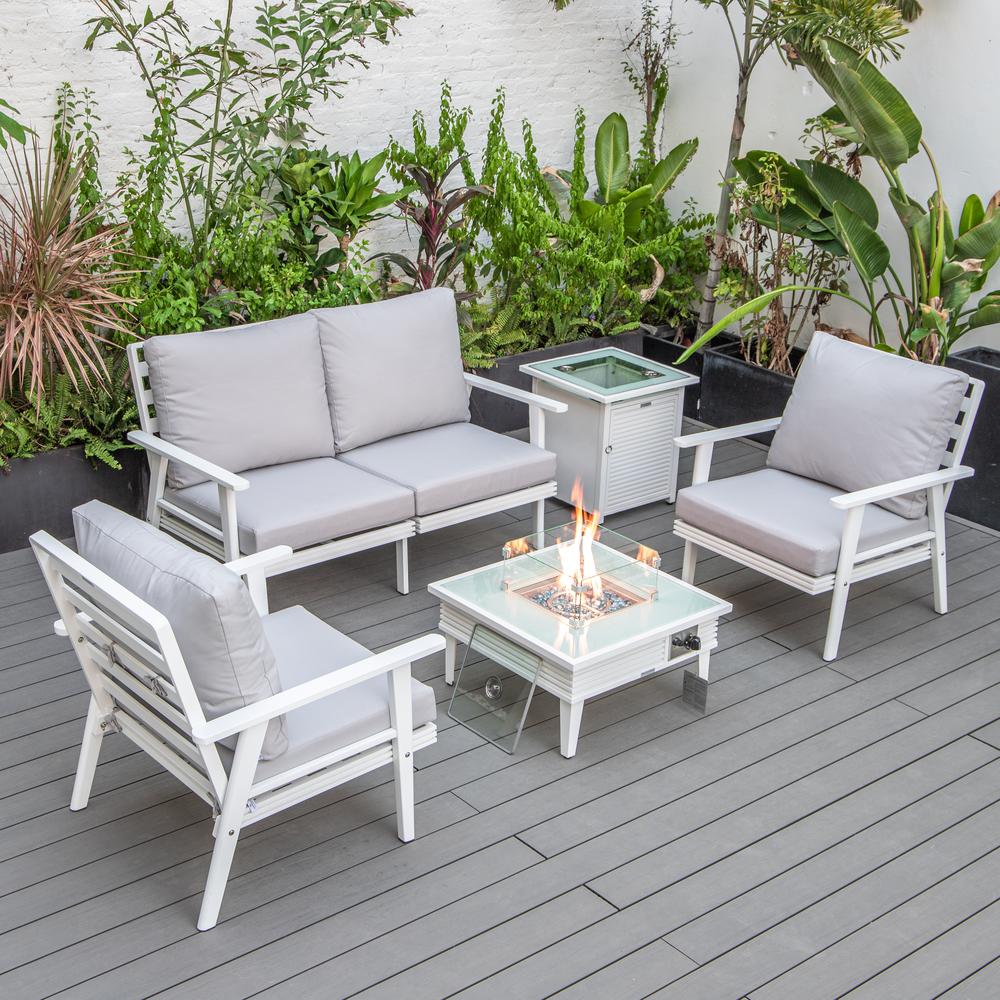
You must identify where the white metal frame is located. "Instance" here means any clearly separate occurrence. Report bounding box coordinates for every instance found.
[673,378,984,662]
[429,557,731,757]
[127,345,566,597]
[30,533,443,931]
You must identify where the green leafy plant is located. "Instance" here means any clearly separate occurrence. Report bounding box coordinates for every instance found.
[682,38,1000,365]
[379,85,490,297]
[85,0,412,240]
[468,93,698,348]
[269,147,411,277]
[692,0,920,336]
[718,147,850,372]
[0,98,26,150]
[1,354,138,469]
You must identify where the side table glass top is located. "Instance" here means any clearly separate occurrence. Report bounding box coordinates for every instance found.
[523,347,692,397]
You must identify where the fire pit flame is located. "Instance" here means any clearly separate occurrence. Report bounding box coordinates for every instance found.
[500,481,660,628]
[557,481,603,602]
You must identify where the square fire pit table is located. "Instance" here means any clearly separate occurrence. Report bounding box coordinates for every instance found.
[428,522,731,757]
[521,347,698,517]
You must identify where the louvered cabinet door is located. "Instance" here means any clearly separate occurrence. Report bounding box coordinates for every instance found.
[602,393,683,515]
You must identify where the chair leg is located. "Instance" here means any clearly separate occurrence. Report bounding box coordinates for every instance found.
[929,485,948,614]
[535,499,546,537]
[395,538,410,596]
[681,541,698,584]
[197,725,264,932]
[824,507,865,662]
[824,580,852,662]
[70,697,104,811]
[388,664,415,843]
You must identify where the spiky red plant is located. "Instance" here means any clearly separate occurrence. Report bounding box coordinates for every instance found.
[0,141,132,400]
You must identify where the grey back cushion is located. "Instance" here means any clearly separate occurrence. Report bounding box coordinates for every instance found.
[73,501,288,759]
[312,287,470,453]
[143,313,335,489]
[767,332,969,518]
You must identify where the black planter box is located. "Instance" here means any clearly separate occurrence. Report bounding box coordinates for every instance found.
[946,346,1000,531]
[700,341,801,444]
[0,446,147,553]
[469,331,645,434]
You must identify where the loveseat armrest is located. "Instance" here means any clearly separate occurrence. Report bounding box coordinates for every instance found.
[829,466,973,511]
[190,633,446,745]
[128,431,250,492]
[463,373,569,414]
[674,418,783,487]
[464,373,568,450]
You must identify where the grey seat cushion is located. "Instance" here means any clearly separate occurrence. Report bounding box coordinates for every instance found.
[143,314,335,490]
[168,457,415,554]
[675,468,929,577]
[339,423,557,517]
[312,288,470,453]
[767,332,969,518]
[241,606,437,782]
[72,501,287,759]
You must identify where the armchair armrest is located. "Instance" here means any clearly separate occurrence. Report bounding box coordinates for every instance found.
[190,633,446,745]
[674,417,783,450]
[225,547,293,615]
[830,466,974,510]
[463,373,568,414]
[674,418,783,488]
[128,430,249,492]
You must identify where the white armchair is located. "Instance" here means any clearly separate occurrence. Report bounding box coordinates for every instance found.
[32,501,443,931]
[673,333,984,662]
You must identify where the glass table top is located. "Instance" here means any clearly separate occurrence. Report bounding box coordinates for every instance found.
[523,347,691,397]
[430,541,728,666]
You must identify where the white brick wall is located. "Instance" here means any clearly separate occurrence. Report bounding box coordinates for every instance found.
[0,0,651,251]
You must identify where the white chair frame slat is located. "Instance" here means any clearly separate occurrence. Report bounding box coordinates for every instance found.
[127,342,567,598]
[674,377,985,662]
[30,531,443,932]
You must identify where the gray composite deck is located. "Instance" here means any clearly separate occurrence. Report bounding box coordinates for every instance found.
[2,434,1000,1000]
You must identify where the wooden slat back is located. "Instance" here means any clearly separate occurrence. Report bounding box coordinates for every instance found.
[31,533,230,805]
[127,342,159,434]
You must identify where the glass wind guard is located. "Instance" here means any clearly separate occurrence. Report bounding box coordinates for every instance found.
[447,625,541,755]
[527,348,689,396]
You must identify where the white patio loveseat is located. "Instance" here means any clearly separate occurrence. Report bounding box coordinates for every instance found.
[673,332,984,662]
[32,501,443,931]
[127,288,565,593]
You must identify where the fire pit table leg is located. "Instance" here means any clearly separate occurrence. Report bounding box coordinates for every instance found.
[560,701,584,758]
[444,635,457,686]
[696,620,718,681]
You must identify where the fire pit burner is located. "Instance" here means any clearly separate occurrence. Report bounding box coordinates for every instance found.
[501,480,661,629]
[517,580,640,623]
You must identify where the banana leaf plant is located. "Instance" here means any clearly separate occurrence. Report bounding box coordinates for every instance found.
[682,39,1000,366]
[272,147,412,277]
[542,112,697,243]
[373,156,491,299]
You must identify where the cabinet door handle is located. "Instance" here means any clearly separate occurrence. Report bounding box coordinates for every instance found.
[605,445,613,454]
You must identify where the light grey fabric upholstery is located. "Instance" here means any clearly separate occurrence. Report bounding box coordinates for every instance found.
[168,457,415,553]
[767,332,969,518]
[72,501,287,758]
[143,314,336,490]
[339,423,557,517]
[239,606,437,781]
[312,288,470,453]
[675,468,929,577]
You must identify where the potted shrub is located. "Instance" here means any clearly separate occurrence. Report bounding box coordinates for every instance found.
[946,346,1000,530]
[684,38,1000,493]
[0,140,146,552]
